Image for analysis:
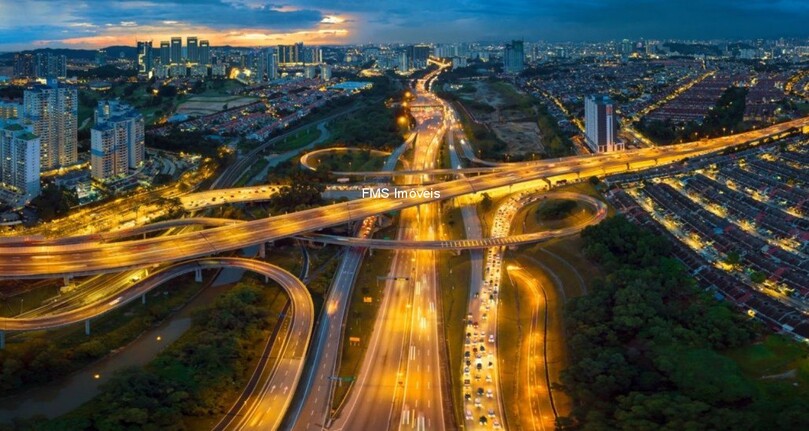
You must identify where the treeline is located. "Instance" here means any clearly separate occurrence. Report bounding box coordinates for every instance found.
[146,129,222,157]
[27,281,282,431]
[561,216,809,430]
[328,101,402,151]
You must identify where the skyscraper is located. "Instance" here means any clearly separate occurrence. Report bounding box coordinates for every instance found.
[34,53,67,79]
[413,44,431,68]
[0,119,40,200]
[136,41,153,75]
[170,37,182,64]
[278,44,301,65]
[199,40,211,65]
[320,64,331,81]
[23,80,78,169]
[503,40,525,74]
[13,53,35,78]
[266,48,278,80]
[584,95,624,153]
[91,100,144,180]
[160,41,171,65]
[187,36,199,63]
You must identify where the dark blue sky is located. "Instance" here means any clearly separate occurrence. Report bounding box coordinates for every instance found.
[1,0,808,50]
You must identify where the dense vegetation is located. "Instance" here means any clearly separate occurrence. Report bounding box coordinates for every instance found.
[638,86,748,145]
[30,280,282,431]
[535,199,578,221]
[327,101,404,151]
[562,216,809,430]
[146,129,223,157]
[30,184,77,221]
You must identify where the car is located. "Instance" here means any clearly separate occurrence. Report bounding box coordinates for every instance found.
[465,410,473,421]
[488,334,495,343]
[487,388,493,398]
[488,408,495,417]
[474,397,482,408]
[486,374,492,383]
[493,419,502,428]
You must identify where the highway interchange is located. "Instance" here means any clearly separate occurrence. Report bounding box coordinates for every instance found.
[2,61,809,430]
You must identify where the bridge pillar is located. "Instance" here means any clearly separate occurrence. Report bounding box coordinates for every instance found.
[369,248,374,257]
[63,275,71,286]
[142,294,146,305]
[85,319,91,336]
[195,268,202,283]
[0,331,4,350]
[259,242,266,258]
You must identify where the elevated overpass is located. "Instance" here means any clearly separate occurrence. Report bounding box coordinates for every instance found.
[0,116,807,279]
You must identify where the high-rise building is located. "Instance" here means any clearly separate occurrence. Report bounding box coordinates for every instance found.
[278,43,302,65]
[136,41,153,76]
[303,46,322,64]
[503,40,525,74]
[304,65,317,79]
[90,100,144,180]
[23,80,78,169]
[34,53,67,79]
[320,64,332,81]
[187,36,198,63]
[170,37,182,64]
[584,95,624,153]
[13,53,35,78]
[621,39,633,55]
[0,119,40,200]
[266,48,278,80]
[160,41,171,65]
[199,40,211,65]
[413,44,431,68]
[399,50,411,72]
[0,102,21,119]
[254,51,267,83]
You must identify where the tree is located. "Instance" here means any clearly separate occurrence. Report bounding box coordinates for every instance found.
[480,193,493,211]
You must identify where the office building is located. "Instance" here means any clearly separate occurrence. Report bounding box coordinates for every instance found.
[91,100,144,180]
[503,40,525,74]
[0,119,40,200]
[187,36,198,63]
[584,95,624,153]
[199,40,211,65]
[23,80,78,169]
[136,40,153,75]
[160,41,170,65]
[170,37,182,64]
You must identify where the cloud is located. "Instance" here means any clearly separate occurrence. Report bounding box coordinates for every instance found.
[2,0,809,50]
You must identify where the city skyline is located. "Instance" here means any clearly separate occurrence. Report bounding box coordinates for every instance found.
[3,0,809,51]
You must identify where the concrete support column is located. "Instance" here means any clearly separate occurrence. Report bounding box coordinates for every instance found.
[259,242,266,258]
[142,294,146,305]
[0,331,5,350]
[63,275,72,286]
[85,319,91,336]
[369,248,374,257]
[195,268,203,283]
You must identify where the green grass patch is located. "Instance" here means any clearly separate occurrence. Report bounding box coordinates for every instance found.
[273,127,323,152]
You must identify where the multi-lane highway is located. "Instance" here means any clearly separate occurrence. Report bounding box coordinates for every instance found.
[2,114,806,279]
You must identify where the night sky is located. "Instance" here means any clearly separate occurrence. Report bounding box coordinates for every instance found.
[1,0,808,51]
